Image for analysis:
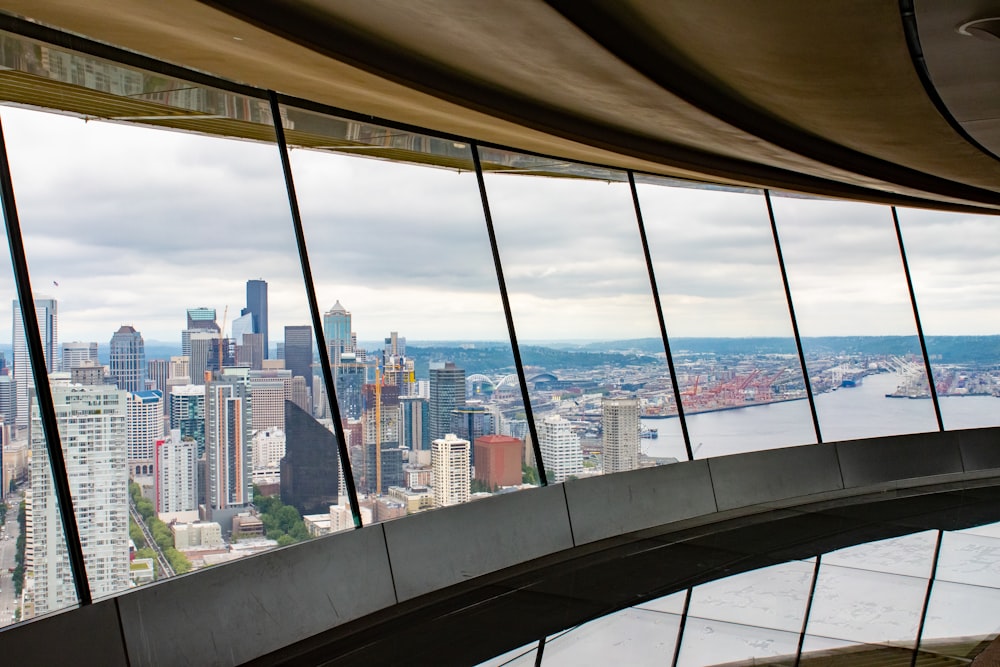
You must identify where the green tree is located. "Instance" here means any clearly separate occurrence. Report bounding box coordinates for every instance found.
[522,465,539,485]
[276,534,295,547]
[129,518,147,548]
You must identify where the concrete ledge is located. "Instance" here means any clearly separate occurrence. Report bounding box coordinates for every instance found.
[0,599,126,667]
[564,460,716,545]
[957,427,1000,471]
[383,484,573,601]
[709,444,844,511]
[117,523,396,667]
[837,431,963,488]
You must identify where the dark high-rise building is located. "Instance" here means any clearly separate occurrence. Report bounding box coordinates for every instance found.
[280,400,339,515]
[243,279,268,360]
[109,325,146,393]
[450,404,495,466]
[399,395,428,451]
[335,353,366,419]
[283,325,313,383]
[429,361,465,442]
[364,442,404,495]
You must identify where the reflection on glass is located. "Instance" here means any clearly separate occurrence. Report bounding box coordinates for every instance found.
[484,151,686,476]
[821,531,937,579]
[2,98,342,600]
[687,560,814,633]
[543,608,680,666]
[473,641,537,667]
[896,207,1000,430]
[636,589,688,615]
[636,180,815,457]
[769,195,937,441]
[919,580,1000,659]
[799,635,915,663]
[935,530,1000,588]
[287,107,531,521]
[675,616,799,667]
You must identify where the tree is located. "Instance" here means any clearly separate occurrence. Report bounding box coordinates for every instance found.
[129,518,147,548]
[522,465,539,485]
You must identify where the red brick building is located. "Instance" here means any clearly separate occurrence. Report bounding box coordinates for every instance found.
[474,435,523,489]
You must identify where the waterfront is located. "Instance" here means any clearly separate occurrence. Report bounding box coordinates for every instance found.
[641,372,1000,462]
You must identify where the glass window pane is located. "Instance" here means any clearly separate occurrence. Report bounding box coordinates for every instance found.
[3,90,351,598]
[636,179,815,457]
[675,616,799,667]
[687,560,814,633]
[896,208,1000,430]
[474,641,538,667]
[636,589,688,615]
[483,151,686,477]
[285,105,534,520]
[935,530,1000,588]
[542,607,680,666]
[769,196,938,441]
[919,579,1000,659]
[0,121,80,624]
[821,531,937,579]
[800,634,917,664]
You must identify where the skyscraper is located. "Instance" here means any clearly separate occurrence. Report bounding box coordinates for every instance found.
[431,433,470,507]
[181,307,218,358]
[170,384,206,457]
[109,325,146,393]
[60,341,98,372]
[244,279,268,360]
[283,325,313,383]
[205,369,253,521]
[146,358,169,393]
[323,301,352,366]
[155,429,198,518]
[539,415,582,484]
[428,362,465,442]
[602,397,640,474]
[12,297,57,430]
[30,383,128,616]
[127,390,163,476]
[334,353,367,419]
[280,400,340,515]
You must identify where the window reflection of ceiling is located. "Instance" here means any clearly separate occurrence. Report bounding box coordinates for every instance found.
[0,2,999,212]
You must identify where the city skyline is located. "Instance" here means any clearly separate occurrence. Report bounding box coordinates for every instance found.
[0,106,997,348]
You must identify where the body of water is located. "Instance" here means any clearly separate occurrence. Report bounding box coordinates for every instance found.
[642,372,1000,461]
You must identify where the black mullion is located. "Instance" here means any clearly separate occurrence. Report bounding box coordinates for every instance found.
[891,206,944,432]
[794,555,822,667]
[764,190,823,444]
[627,171,693,460]
[670,588,692,667]
[911,530,944,667]
[0,113,92,604]
[471,143,547,486]
[267,91,363,526]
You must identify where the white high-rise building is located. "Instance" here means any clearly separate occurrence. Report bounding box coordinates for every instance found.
[539,415,582,483]
[602,397,640,474]
[127,390,164,476]
[13,297,57,430]
[206,369,252,515]
[155,429,198,520]
[29,383,128,616]
[60,341,98,373]
[431,433,470,507]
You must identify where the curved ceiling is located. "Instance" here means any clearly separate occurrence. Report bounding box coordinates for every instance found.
[1,0,998,212]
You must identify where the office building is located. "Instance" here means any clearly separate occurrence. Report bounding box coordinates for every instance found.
[12,297,57,429]
[109,325,146,393]
[334,353,366,419]
[279,400,339,515]
[431,433,470,507]
[398,395,428,451]
[449,404,495,466]
[60,341,98,372]
[205,370,253,522]
[323,300,352,366]
[247,373,287,432]
[601,397,640,475]
[29,383,128,617]
[126,390,163,476]
[244,279,269,359]
[539,415,582,484]
[169,384,206,457]
[428,362,465,442]
[146,358,169,393]
[181,307,219,358]
[283,325,313,383]
[155,429,198,520]
[474,435,522,489]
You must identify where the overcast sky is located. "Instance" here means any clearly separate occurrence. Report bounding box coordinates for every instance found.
[0,104,996,352]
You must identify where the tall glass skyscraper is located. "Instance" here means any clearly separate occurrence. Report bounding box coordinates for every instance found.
[283,325,313,384]
[12,297,57,430]
[109,325,146,393]
[243,279,268,359]
[323,301,352,366]
[428,362,465,443]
